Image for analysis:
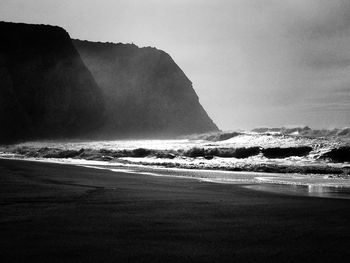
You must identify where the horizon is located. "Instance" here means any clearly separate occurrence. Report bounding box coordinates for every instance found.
[1,0,349,130]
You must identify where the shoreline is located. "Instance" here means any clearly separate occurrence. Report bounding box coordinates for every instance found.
[1,156,350,197]
[1,158,350,262]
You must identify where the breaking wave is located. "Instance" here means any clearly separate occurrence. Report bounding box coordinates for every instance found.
[251,126,350,138]
[1,127,349,177]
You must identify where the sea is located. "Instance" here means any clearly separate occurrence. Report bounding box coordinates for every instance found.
[1,127,350,199]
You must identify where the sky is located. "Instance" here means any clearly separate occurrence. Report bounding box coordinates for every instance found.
[1,0,350,130]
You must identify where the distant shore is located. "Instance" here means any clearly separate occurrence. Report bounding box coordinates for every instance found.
[0,158,349,262]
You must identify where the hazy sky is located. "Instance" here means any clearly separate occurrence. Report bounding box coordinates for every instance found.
[1,0,350,130]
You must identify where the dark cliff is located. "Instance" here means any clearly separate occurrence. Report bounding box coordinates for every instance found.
[0,22,104,143]
[73,40,218,138]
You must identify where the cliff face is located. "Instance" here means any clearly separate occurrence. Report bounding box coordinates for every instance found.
[0,22,104,143]
[73,40,218,138]
[0,21,218,143]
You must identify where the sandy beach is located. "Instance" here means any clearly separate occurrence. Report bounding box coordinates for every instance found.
[0,158,349,262]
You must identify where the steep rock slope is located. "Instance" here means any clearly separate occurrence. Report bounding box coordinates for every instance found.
[74,40,218,138]
[0,22,104,143]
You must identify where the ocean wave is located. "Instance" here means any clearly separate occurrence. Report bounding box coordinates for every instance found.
[1,130,349,177]
[261,146,312,158]
[251,126,350,138]
[186,131,242,141]
[5,145,325,160]
[183,147,260,158]
[321,146,350,162]
[119,156,349,176]
[186,127,350,142]
[1,144,349,176]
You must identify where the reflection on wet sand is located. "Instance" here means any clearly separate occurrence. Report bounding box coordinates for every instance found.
[245,184,350,199]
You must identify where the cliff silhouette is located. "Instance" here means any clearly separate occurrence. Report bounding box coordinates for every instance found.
[0,21,218,143]
[0,22,104,143]
[73,40,218,138]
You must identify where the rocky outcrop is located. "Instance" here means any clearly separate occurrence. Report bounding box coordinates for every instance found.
[73,40,218,138]
[0,21,218,144]
[0,22,104,143]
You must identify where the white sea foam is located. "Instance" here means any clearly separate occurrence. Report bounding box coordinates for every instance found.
[1,153,350,199]
[1,131,349,194]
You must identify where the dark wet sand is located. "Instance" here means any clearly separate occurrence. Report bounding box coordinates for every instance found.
[0,159,349,263]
